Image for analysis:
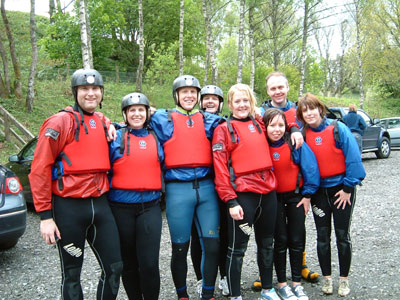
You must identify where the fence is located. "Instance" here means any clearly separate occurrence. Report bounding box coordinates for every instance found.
[0,105,35,150]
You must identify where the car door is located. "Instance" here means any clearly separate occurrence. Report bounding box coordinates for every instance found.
[358,111,380,150]
[387,119,400,147]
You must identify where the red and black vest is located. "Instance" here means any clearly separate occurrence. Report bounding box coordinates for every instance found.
[61,110,110,175]
[229,119,273,176]
[163,112,212,169]
[111,130,162,191]
[269,143,303,193]
[306,124,346,178]
[284,107,297,124]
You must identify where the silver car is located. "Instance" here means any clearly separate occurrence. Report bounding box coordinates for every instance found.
[379,117,400,148]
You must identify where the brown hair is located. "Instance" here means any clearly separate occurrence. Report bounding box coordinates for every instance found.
[349,104,357,112]
[296,93,326,125]
[263,108,288,133]
[265,72,288,89]
[227,83,257,116]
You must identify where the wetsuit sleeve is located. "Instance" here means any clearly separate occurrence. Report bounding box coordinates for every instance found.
[108,129,123,167]
[293,143,320,196]
[204,112,221,139]
[28,113,74,219]
[212,124,237,202]
[336,121,366,189]
[149,109,173,144]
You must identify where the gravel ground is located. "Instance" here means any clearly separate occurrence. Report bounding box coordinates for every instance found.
[1,151,399,300]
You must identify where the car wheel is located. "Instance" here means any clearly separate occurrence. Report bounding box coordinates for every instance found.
[375,137,391,159]
[0,239,18,250]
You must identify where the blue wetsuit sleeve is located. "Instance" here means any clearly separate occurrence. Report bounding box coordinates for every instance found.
[336,121,366,188]
[149,109,173,144]
[204,112,221,139]
[293,143,320,195]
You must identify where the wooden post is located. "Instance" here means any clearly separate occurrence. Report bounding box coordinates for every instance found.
[4,113,10,142]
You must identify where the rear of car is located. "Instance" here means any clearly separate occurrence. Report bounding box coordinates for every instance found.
[378,117,400,148]
[330,107,391,159]
[0,164,27,250]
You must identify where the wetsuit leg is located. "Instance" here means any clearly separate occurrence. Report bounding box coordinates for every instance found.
[225,192,259,297]
[273,194,288,283]
[331,186,356,277]
[86,195,123,300]
[218,200,228,279]
[254,191,277,290]
[190,222,203,281]
[165,181,197,298]
[53,196,90,300]
[194,179,220,299]
[286,197,306,283]
[110,202,142,300]
[136,202,162,300]
[311,188,333,276]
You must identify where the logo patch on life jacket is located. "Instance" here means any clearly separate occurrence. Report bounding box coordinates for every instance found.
[139,140,147,149]
[248,124,256,133]
[89,119,96,129]
[186,119,194,128]
[272,152,280,161]
[44,128,60,140]
[213,143,223,152]
[315,136,322,145]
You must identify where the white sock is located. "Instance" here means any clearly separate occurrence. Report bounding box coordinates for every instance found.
[262,288,274,294]
[230,296,242,300]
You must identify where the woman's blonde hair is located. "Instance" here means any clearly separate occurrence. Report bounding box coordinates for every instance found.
[296,93,326,125]
[227,83,257,116]
[349,104,357,112]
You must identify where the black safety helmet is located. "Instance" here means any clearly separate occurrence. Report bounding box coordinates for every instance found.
[121,92,151,124]
[172,75,201,106]
[71,68,104,102]
[200,85,224,114]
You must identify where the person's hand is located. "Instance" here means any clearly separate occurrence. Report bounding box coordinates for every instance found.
[40,219,61,245]
[334,190,351,209]
[229,205,244,220]
[107,124,117,141]
[150,106,157,116]
[291,131,304,149]
[297,197,311,215]
[254,107,262,120]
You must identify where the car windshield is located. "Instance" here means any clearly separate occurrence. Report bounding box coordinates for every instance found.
[20,139,37,161]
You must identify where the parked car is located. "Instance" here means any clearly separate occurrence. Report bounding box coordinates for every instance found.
[378,117,400,148]
[329,107,391,159]
[0,164,27,250]
[6,137,37,204]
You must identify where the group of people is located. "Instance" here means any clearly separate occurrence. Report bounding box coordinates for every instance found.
[29,69,365,300]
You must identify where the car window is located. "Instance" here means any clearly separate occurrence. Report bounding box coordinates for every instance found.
[357,111,371,126]
[388,119,400,129]
[20,139,37,161]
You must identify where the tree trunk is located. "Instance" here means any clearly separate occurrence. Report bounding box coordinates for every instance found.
[0,72,6,97]
[1,0,22,99]
[79,0,91,69]
[84,0,93,68]
[298,0,309,97]
[49,0,55,23]
[0,32,10,96]
[237,0,245,83]
[355,1,365,108]
[202,0,210,85]
[249,4,255,90]
[56,0,62,13]
[136,0,144,92]
[26,0,38,113]
[179,0,184,76]
[336,21,348,98]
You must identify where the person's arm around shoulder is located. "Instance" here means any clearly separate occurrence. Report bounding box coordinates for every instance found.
[149,109,173,144]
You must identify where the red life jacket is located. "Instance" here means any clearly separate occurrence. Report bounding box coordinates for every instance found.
[230,119,273,176]
[306,125,346,178]
[111,130,162,191]
[284,107,297,124]
[61,111,110,174]
[163,112,212,169]
[269,143,303,193]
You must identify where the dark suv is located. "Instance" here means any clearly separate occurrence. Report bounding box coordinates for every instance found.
[329,107,391,159]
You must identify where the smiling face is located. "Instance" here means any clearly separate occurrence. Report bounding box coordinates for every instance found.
[302,106,322,128]
[202,95,220,113]
[178,87,198,111]
[266,114,286,142]
[126,105,147,129]
[230,90,251,119]
[76,85,102,113]
[266,75,289,108]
